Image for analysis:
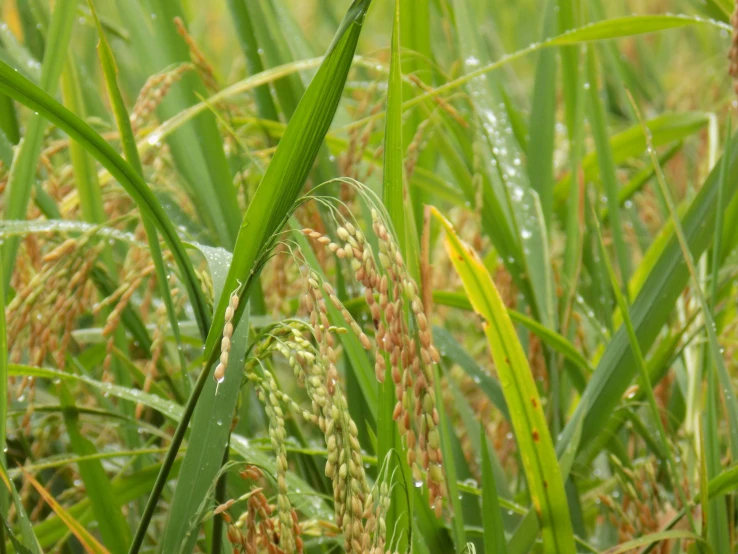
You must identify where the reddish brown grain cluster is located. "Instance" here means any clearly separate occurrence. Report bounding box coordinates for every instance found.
[302,205,446,518]
[370,210,445,516]
[223,465,303,554]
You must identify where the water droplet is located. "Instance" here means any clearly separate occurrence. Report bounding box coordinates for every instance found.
[147,131,162,146]
[464,55,480,67]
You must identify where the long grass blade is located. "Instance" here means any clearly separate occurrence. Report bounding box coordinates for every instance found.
[586,49,631,287]
[201,0,371,375]
[431,208,575,553]
[382,0,406,258]
[246,0,305,118]
[58,385,131,553]
[527,0,558,224]
[0,461,42,553]
[226,0,280,122]
[1,516,31,554]
[434,369,467,548]
[704,117,732,553]
[481,428,507,554]
[602,530,708,554]
[21,468,111,554]
[379,3,412,548]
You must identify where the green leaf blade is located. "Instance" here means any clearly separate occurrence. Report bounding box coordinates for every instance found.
[433,209,576,554]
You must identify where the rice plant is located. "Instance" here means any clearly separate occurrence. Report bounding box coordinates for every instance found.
[1,0,738,553]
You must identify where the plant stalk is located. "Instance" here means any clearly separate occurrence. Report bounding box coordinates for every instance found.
[211,443,230,554]
[127,362,212,554]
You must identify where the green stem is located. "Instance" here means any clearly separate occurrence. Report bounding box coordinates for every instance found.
[211,444,230,554]
[127,362,212,554]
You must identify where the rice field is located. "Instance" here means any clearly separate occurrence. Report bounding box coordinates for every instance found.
[1,0,738,553]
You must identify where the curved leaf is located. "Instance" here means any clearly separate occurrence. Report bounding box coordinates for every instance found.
[1,0,76,290]
[0,59,211,338]
[601,530,708,554]
[202,0,372,368]
[21,469,110,554]
[431,208,575,554]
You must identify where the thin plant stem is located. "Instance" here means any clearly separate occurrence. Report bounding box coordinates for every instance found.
[127,362,212,554]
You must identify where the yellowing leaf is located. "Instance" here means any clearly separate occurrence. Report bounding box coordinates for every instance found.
[430,207,575,554]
